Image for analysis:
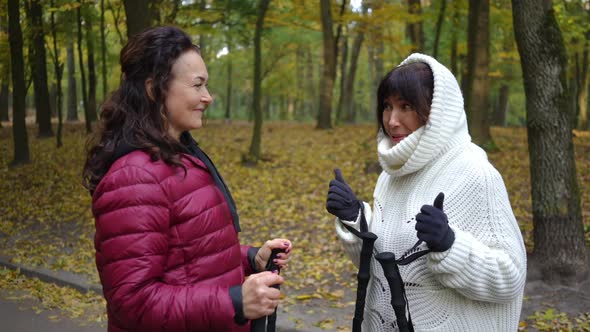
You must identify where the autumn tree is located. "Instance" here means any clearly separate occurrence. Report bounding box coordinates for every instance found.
[77,2,90,132]
[489,0,518,127]
[0,1,9,123]
[317,0,337,129]
[366,0,385,121]
[512,0,589,283]
[85,7,97,122]
[66,38,78,122]
[464,0,492,148]
[337,5,366,123]
[432,0,447,58]
[406,0,424,52]
[8,0,30,165]
[27,0,54,137]
[448,0,464,76]
[245,0,271,164]
[107,0,126,45]
[557,1,590,130]
[49,0,64,147]
[100,0,107,100]
[122,0,150,39]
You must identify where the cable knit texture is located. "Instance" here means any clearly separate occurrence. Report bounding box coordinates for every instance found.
[335,53,527,331]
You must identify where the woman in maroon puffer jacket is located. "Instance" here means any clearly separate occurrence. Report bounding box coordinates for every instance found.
[83,26,293,332]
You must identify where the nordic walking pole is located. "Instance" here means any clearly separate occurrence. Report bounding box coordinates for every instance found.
[352,232,378,332]
[265,248,284,332]
[375,252,413,332]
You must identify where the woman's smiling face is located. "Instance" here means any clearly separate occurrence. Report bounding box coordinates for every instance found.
[382,95,425,144]
[164,50,213,139]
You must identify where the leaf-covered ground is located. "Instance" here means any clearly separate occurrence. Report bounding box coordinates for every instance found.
[0,122,589,331]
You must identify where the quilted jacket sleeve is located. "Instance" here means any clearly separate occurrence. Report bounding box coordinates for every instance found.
[93,165,241,331]
[241,245,257,275]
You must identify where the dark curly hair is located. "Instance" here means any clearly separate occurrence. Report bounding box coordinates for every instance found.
[377,62,434,133]
[83,26,200,192]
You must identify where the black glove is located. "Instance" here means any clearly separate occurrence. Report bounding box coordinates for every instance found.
[415,192,455,252]
[326,168,361,221]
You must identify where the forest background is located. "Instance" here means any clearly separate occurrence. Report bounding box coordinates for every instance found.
[0,0,589,331]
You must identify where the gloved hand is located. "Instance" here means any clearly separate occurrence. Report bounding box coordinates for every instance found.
[326,168,361,221]
[415,192,455,252]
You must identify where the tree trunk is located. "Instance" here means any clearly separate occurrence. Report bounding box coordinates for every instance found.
[28,0,54,138]
[368,0,385,122]
[465,0,492,148]
[305,46,316,119]
[407,0,424,53]
[49,84,57,116]
[225,46,233,123]
[66,41,78,121]
[494,84,509,127]
[50,0,64,148]
[433,0,447,58]
[122,0,150,40]
[27,31,38,125]
[8,0,30,165]
[0,6,8,124]
[450,1,459,75]
[0,80,8,122]
[77,4,90,133]
[224,3,233,123]
[198,0,207,60]
[512,0,589,283]
[576,36,588,130]
[579,77,588,130]
[317,0,336,129]
[86,11,97,122]
[343,29,364,123]
[107,0,125,45]
[100,0,108,101]
[294,45,304,120]
[336,33,348,123]
[246,0,271,164]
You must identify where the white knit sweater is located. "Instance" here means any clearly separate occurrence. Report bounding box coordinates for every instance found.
[335,54,527,331]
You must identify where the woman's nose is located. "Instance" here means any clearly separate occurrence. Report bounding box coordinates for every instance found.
[388,110,400,127]
[201,88,213,104]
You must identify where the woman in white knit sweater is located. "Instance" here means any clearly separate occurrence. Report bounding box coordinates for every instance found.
[326,53,527,331]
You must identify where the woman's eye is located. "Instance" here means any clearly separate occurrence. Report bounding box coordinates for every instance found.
[402,104,414,111]
[195,83,209,90]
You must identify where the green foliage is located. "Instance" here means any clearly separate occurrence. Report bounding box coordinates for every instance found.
[554,0,590,55]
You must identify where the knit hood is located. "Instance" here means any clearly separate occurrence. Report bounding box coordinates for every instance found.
[377,53,471,177]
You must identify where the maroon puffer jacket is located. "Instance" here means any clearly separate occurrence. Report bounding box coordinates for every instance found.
[92,150,253,332]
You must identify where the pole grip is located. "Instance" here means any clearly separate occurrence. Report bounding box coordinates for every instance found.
[351,232,377,332]
[375,252,411,332]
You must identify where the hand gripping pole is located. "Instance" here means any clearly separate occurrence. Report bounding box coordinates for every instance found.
[250,248,285,332]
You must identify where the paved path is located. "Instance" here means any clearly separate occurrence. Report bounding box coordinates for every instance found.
[0,295,309,332]
[0,296,105,332]
[3,254,588,331]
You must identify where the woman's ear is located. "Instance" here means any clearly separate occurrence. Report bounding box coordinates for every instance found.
[145,78,155,102]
